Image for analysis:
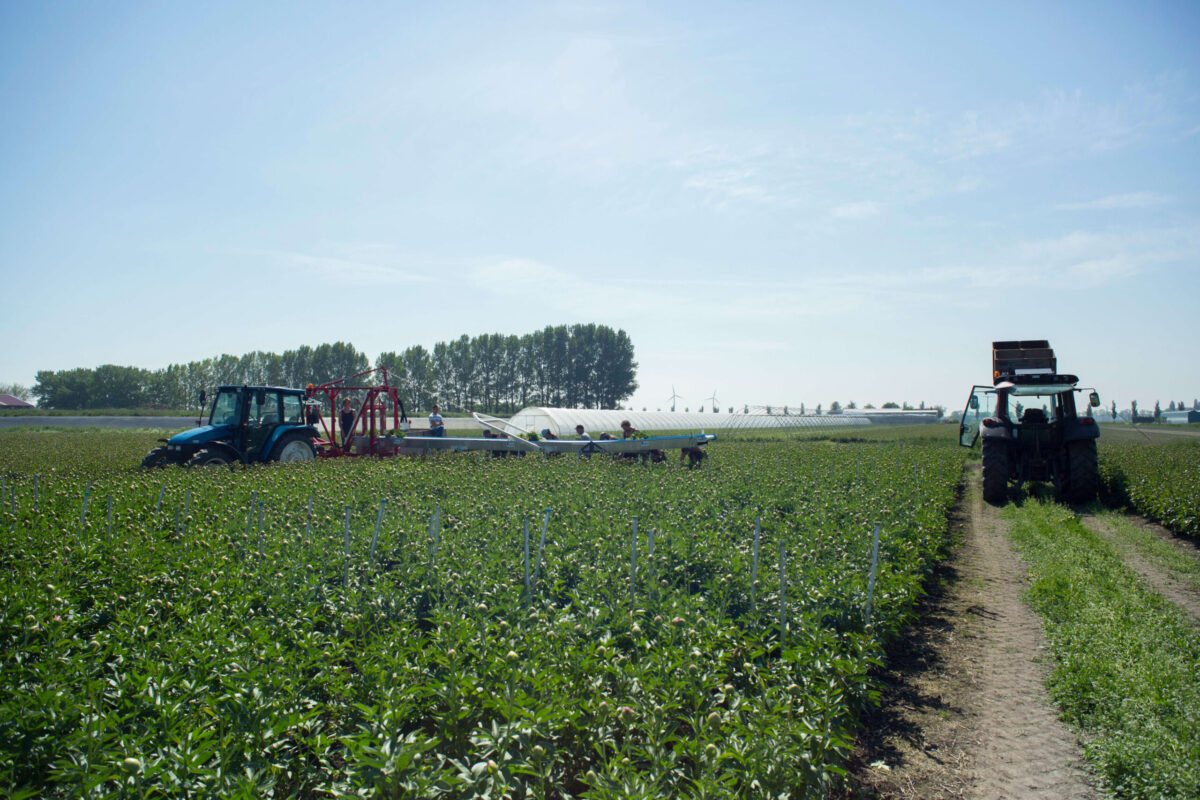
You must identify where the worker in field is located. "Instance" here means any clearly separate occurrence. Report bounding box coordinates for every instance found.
[428,404,445,437]
[621,418,663,462]
[575,424,590,440]
[340,398,355,445]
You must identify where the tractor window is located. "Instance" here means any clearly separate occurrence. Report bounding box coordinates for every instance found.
[210,391,241,426]
[283,394,303,424]
[249,392,281,426]
[1008,393,1057,423]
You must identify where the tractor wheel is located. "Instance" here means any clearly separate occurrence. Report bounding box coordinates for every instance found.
[981,439,1009,504]
[1065,440,1099,504]
[141,447,170,468]
[187,448,232,468]
[271,433,316,463]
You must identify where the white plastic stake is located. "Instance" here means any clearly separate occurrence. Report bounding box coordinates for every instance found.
[428,506,441,563]
[865,522,882,625]
[630,518,638,599]
[343,506,351,585]
[305,494,313,538]
[532,508,550,585]
[81,480,92,526]
[778,540,787,647]
[106,497,113,541]
[369,499,386,561]
[257,502,265,556]
[34,474,39,504]
[751,516,761,605]
[523,519,531,594]
[182,488,191,535]
[647,528,657,599]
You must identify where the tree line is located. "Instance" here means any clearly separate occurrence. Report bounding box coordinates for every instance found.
[30,324,638,413]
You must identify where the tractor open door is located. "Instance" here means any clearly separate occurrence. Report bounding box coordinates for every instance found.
[959,385,996,447]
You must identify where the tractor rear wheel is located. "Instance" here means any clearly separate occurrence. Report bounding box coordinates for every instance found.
[188,448,232,468]
[981,439,1009,504]
[1065,440,1099,504]
[271,433,316,463]
[141,447,170,468]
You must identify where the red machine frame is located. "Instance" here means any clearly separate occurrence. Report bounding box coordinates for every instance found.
[305,367,411,457]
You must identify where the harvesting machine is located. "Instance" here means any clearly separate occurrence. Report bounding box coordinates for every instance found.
[958,340,1101,504]
[144,367,715,465]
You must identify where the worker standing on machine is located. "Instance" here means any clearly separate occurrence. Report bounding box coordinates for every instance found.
[428,404,445,437]
[339,398,355,446]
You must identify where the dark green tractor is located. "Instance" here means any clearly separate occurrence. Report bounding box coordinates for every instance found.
[142,386,319,467]
[959,340,1101,504]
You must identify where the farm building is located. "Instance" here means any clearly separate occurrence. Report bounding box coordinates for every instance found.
[0,394,34,408]
[1161,409,1200,424]
[507,407,873,438]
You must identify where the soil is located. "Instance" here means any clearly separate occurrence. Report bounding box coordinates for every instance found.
[845,465,1098,799]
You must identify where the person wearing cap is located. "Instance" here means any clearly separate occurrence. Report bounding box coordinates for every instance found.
[541,428,559,440]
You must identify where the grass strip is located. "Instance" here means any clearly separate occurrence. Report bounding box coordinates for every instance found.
[1094,511,1200,595]
[1005,499,1200,799]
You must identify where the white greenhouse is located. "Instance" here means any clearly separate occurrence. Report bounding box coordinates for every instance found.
[507,407,873,438]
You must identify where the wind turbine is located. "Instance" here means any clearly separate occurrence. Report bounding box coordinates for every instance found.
[705,389,719,413]
[666,386,683,412]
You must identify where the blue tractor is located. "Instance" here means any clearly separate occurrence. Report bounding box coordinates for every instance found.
[142,386,319,467]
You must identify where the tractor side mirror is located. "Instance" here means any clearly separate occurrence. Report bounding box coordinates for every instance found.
[198,390,206,407]
[969,396,980,410]
[1089,391,1100,408]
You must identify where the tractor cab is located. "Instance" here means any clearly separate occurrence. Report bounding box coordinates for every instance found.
[142,386,319,467]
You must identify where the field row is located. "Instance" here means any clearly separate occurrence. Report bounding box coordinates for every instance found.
[0,430,964,798]
[1099,439,1200,538]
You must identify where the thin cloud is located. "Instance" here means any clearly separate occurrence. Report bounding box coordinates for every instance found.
[1055,192,1170,211]
[243,248,433,286]
[830,201,882,219]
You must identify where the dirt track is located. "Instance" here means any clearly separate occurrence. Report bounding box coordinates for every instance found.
[849,466,1097,799]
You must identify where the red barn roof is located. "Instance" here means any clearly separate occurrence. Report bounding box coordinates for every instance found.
[0,394,34,408]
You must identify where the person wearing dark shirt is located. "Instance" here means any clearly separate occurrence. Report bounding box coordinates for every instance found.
[339,398,356,446]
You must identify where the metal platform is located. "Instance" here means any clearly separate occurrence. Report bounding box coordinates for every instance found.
[396,412,714,456]
[396,432,716,456]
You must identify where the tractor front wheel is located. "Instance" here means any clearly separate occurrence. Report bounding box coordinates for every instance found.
[271,434,316,463]
[188,448,232,468]
[141,447,170,468]
[1065,440,1099,504]
[981,439,1009,504]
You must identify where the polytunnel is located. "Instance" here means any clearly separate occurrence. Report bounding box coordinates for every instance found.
[506,407,872,438]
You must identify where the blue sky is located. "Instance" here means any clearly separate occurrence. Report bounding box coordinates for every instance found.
[2,1,1197,411]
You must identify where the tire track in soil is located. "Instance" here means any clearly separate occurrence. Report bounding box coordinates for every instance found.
[846,465,1097,800]
[1079,513,1200,623]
